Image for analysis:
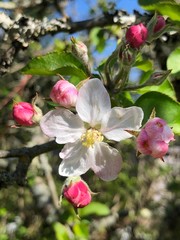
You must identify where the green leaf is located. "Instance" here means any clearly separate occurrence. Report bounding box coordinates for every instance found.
[79,202,110,217]
[90,28,106,53]
[134,59,153,72]
[73,220,89,238]
[167,47,180,75]
[139,0,180,21]
[22,51,89,79]
[137,79,176,99]
[53,222,70,240]
[135,91,180,134]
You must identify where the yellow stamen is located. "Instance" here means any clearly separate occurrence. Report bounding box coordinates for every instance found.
[81,129,104,147]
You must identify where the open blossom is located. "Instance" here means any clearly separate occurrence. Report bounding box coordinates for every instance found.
[126,23,148,49]
[40,78,143,181]
[62,176,92,208]
[50,80,78,108]
[12,102,42,126]
[136,117,174,158]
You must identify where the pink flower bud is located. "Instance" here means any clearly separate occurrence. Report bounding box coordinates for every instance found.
[12,102,42,126]
[126,23,148,49]
[62,177,92,208]
[50,80,78,108]
[153,16,166,33]
[136,117,174,159]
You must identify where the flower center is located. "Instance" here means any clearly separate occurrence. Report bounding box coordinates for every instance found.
[81,129,104,147]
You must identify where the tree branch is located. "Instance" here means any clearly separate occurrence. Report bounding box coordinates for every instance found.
[0,140,59,188]
[0,10,147,75]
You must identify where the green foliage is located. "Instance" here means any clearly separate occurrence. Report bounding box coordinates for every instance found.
[139,0,180,21]
[134,55,153,73]
[22,51,89,80]
[167,47,180,75]
[135,91,180,134]
[72,220,90,239]
[79,202,110,217]
[53,222,70,240]
[90,27,107,53]
[137,79,176,99]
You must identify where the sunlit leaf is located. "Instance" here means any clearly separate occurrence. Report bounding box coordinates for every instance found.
[22,51,89,80]
[73,220,89,238]
[139,0,180,21]
[137,79,176,99]
[79,202,110,217]
[53,222,70,240]
[167,47,180,75]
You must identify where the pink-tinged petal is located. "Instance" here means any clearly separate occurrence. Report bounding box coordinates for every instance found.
[161,125,175,143]
[59,140,93,176]
[76,78,111,127]
[145,117,174,143]
[136,129,152,155]
[40,108,85,144]
[151,140,169,158]
[91,142,122,181]
[145,117,165,137]
[101,106,144,141]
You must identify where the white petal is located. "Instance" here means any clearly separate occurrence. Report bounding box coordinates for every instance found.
[59,140,93,176]
[40,108,85,144]
[91,142,122,181]
[76,78,111,127]
[101,106,144,141]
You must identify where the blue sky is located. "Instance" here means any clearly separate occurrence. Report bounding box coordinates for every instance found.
[66,0,144,21]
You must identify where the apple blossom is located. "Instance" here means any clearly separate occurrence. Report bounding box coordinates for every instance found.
[136,117,174,159]
[40,78,144,181]
[12,102,42,126]
[62,176,92,208]
[126,23,148,49]
[50,80,78,108]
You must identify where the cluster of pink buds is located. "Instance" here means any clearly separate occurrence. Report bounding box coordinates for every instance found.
[12,101,42,127]
[61,177,92,209]
[50,79,78,108]
[136,117,174,159]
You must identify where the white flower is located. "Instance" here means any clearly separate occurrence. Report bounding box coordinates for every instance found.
[40,78,144,181]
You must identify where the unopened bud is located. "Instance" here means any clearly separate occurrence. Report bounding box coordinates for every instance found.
[136,117,174,159]
[126,23,148,49]
[153,16,166,33]
[119,44,136,66]
[147,15,167,42]
[62,176,92,208]
[145,70,171,86]
[12,101,42,127]
[71,37,89,66]
[50,79,78,108]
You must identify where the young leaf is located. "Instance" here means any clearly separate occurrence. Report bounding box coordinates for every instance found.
[167,47,180,76]
[22,51,89,79]
[139,0,180,21]
[137,79,176,99]
[78,202,110,217]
